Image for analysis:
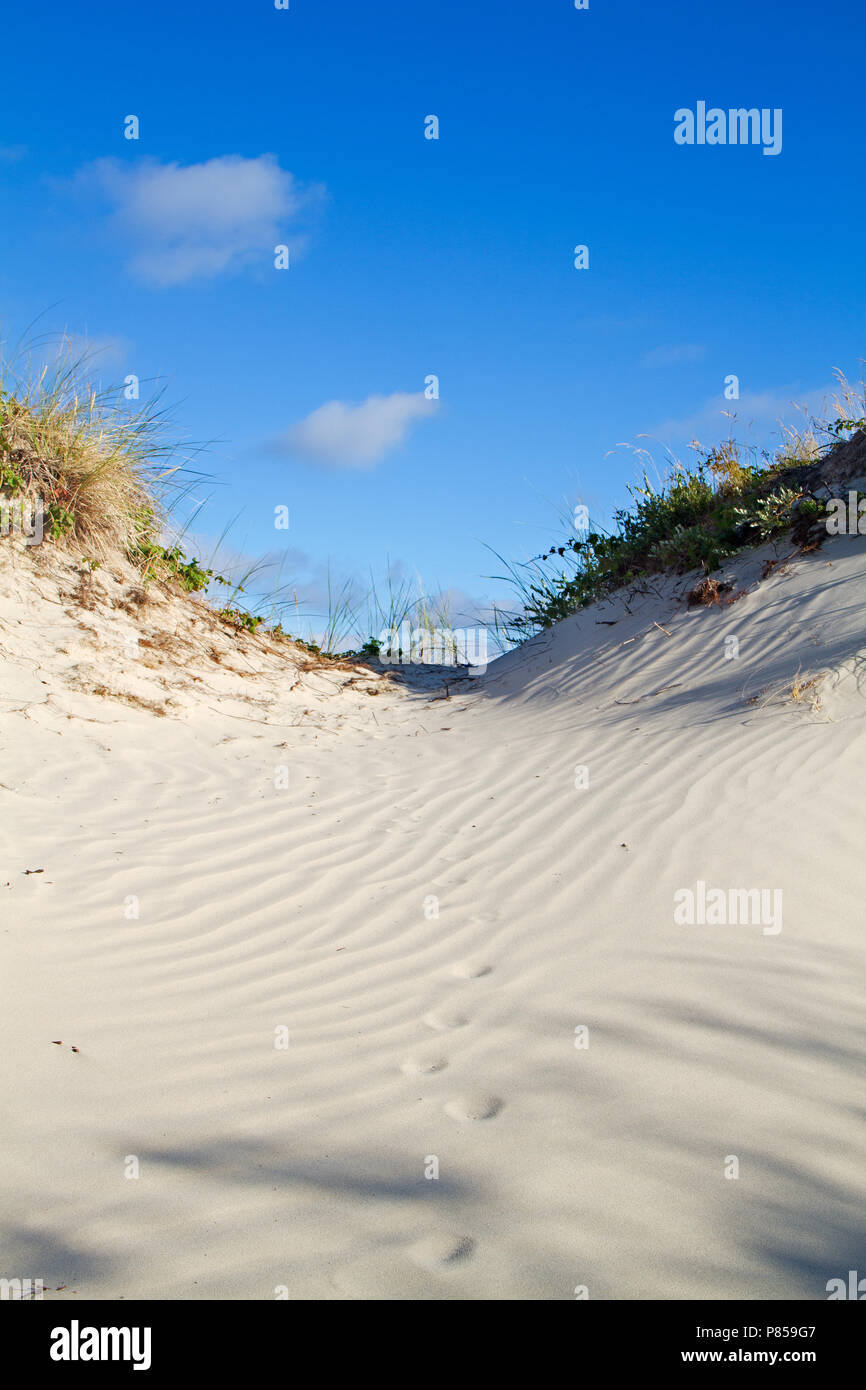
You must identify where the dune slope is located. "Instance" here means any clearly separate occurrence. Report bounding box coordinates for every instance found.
[1,532,865,1300]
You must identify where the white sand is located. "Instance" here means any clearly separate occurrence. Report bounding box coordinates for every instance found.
[1,533,865,1300]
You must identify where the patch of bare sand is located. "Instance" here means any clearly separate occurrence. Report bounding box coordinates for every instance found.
[1,529,865,1300]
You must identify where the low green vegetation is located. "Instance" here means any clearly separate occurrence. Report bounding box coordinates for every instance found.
[218,606,264,634]
[0,464,25,495]
[5,341,863,662]
[494,383,866,639]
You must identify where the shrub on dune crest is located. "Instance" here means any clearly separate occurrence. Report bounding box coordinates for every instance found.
[0,350,177,558]
[0,345,242,598]
[493,369,866,639]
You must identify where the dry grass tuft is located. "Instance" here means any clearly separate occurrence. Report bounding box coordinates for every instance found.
[687,577,733,607]
[789,672,825,709]
[0,344,182,560]
[749,667,827,713]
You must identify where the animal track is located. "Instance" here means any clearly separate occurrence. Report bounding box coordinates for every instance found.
[451,959,492,979]
[423,1008,469,1032]
[400,1055,449,1075]
[444,1092,503,1122]
[408,1234,475,1269]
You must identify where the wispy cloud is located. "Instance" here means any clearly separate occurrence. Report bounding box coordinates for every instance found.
[50,332,130,372]
[0,144,26,162]
[641,343,706,368]
[273,391,438,468]
[653,383,836,445]
[177,532,498,651]
[5,332,131,391]
[72,154,323,285]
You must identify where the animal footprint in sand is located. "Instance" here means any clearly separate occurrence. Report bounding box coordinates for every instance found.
[400,1055,449,1075]
[451,959,492,979]
[423,1008,469,1032]
[408,1234,475,1270]
[444,1092,503,1122]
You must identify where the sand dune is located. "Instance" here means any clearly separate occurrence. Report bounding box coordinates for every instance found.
[2,532,865,1299]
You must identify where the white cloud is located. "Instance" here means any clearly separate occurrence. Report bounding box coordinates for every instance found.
[76,154,322,285]
[275,392,438,468]
[641,343,706,368]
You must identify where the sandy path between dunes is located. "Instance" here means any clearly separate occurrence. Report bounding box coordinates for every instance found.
[1,538,865,1300]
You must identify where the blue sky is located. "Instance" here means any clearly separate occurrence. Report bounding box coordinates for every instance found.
[1,0,863,631]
